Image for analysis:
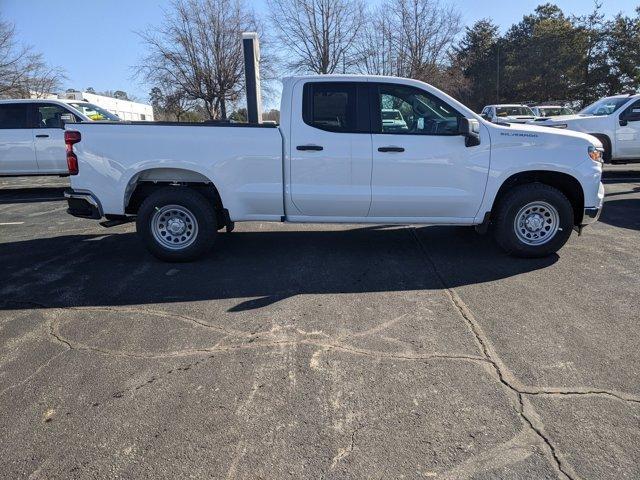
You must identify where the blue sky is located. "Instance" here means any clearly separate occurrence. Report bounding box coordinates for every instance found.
[2,0,638,102]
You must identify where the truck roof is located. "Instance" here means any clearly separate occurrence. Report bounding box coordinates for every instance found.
[0,98,92,121]
[0,98,73,104]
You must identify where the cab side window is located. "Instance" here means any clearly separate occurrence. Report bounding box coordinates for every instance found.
[623,100,640,122]
[35,104,79,129]
[0,104,30,129]
[302,82,369,133]
[375,83,461,135]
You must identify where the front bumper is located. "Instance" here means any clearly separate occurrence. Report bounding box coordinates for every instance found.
[580,181,604,226]
[582,207,601,225]
[64,189,102,219]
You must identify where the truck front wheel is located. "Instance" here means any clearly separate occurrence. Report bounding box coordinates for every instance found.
[136,188,217,262]
[493,183,574,258]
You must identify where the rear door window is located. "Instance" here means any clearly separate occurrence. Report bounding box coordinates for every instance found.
[0,104,30,129]
[302,82,369,133]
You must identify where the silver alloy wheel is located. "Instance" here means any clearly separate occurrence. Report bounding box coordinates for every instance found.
[513,201,560,246]
[151,204,199,250]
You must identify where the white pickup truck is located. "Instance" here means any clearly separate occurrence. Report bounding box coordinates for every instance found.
[64,75,605,261]
[532,94,640,163]
[0,99,120,176]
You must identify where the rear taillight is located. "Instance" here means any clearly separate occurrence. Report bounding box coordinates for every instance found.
[65,130,81,175]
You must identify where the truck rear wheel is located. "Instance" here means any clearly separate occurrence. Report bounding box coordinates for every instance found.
[493,183,574,258]
[136,188,217,262]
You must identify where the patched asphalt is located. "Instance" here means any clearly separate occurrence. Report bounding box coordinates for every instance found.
[1,167,639,479]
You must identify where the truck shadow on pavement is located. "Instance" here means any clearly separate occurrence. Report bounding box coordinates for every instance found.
[0,225,557,312]
[599,189,640,231]
[0,187,66,204]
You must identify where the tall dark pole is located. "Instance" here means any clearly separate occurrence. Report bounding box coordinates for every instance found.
[242,32,262,124]
[496,44,500,103]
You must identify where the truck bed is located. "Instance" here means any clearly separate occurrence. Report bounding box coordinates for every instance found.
[68,122,284,221]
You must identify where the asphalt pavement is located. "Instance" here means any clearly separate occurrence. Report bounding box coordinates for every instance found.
[0,166,639,479]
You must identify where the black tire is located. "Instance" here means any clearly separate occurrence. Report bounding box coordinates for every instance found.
[493,183,574,258]
[136,187,217,262]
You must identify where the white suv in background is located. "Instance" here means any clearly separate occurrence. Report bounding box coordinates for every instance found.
[0,99,117,177]
[480,104,537,124]
[535,94,640,163]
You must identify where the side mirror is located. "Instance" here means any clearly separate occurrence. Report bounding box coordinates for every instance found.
[480,113,490,121]
[459,117,481,147]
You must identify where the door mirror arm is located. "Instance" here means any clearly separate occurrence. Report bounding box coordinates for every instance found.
[458,117,481,147]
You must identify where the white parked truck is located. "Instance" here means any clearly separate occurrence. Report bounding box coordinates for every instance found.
[64,75,605,261]
[0,99,119,176]
[533,94,640,163]
[530,105,575,118]
[480,104,537,124]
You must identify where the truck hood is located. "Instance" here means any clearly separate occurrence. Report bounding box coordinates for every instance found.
[532,114,597,124]
[489,122,602,148]
[501,116,536,123]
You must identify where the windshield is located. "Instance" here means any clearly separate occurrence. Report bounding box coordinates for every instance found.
[68,102,120,121]
[539,107,574,117]
[496,106,534,117]
[579,97,630,116]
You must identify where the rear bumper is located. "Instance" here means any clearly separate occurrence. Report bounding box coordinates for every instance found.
[64,189,102,219]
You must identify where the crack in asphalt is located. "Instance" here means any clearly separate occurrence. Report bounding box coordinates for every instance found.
[408,227,577,480]
[330,423,363,470]
[521,388,640,404]
[517,393,572,480]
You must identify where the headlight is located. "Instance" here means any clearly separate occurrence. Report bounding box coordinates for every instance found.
[588,145,604,163]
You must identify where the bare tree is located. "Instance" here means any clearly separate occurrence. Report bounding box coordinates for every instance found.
[149,85,197,121]
[18,53,66,98]
[355,0,462,85]
[137,0,262,120]
[0,17,65,98]
[354,5,399,76]
[267,0,365,74]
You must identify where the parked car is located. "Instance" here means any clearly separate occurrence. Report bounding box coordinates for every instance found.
[381,109,408,131]
[480,104,537,124]
[534,94,640,163]
[0,99,120,177]
[530,105,575,118]
[64,75,604,261]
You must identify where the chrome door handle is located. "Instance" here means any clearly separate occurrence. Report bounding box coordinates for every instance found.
[378,146,404,152]
[297,145,323,151]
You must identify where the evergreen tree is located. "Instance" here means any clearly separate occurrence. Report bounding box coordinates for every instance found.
[453,19,500,110]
